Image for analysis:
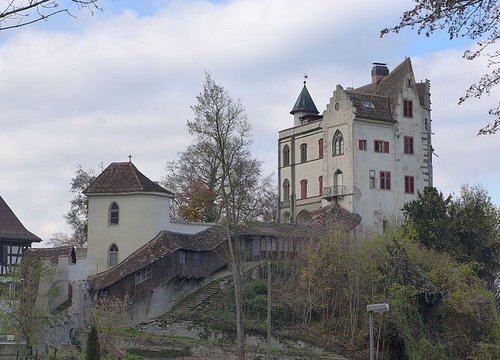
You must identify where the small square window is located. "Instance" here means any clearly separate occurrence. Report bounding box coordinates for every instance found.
[374,140,389,153]
[135,266,152,286]
[359,139,367,151]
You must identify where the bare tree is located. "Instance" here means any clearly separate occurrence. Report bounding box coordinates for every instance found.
[91,294,131,356]
[0,1,100,30]
[186,72,252,359]
[49,164,98,247]
[163,134,277,222]
[382,0,500,134]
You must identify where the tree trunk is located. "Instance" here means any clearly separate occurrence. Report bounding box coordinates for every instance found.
[227,230,245,360]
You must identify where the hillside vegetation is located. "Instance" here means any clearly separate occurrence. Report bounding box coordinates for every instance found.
[179,185,500,359]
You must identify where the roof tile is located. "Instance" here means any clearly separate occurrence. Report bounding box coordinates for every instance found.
[0,196,41,243]
[84,162,172,195]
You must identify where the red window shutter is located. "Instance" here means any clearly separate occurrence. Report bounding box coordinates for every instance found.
[387,172,391,190]
[359,140,363,150]
[318,139,323,159]
[300,180,307,199]
[409,100,413,117]
[384,141,389,153]
[319,176,323,196]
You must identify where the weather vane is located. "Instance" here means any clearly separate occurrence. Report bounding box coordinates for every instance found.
[303,74,308,85]
[128,155,132,162]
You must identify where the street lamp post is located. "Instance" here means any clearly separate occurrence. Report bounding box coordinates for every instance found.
[366,303,389,360]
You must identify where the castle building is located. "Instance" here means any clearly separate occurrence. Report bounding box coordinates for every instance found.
[278,59,433,235]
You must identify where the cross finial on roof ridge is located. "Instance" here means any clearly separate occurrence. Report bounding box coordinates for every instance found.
[303,74,308,85]
[128,155,132,162]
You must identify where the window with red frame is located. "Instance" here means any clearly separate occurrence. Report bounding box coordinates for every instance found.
[403,100,413,118]
[300,179,308,199]
[318,138,324,159]
[319,176,323,196]
[404,136,414,154]
[359,139,367,151]
[380,171,391,190]
[405,176,415,194]
[374,140,389,153]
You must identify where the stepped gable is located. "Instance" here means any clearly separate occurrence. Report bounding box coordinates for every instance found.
[84,162,172,195]
[89,225,227,290]
[0,196,41,243]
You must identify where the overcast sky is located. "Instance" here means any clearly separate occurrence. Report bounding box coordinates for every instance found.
[1,0,499,245]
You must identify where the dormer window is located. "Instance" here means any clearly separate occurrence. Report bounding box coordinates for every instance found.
[109,202,119,225]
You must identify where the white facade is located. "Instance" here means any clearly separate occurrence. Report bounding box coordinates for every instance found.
[87,192,172,273]
[278,59,433,235]
[85,162,213,273]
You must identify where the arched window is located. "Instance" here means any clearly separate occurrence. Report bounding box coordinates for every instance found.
[282,145,290,166]
[108,243,118,267]
[333,130,344,156]
[109,202,119,225]
[283,179,290,202]
[300,143,307,162]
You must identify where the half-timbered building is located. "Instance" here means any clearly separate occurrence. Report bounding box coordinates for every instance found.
[0,196,41,275]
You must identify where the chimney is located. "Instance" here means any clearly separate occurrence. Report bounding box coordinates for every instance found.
[371,62,389,84]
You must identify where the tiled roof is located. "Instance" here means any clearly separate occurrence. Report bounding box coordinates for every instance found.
[350,58,419,122]
[89,225,228,290]
[0,196,41,243]
[25,245,74,258]
[90,209,362,291]
[84,162,172,195]
[235,222,316,238]
[345,91,393,123]
[308,203,362,230]
[291,84,320,115]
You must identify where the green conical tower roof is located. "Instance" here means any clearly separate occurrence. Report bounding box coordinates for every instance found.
[290,82,319,115]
